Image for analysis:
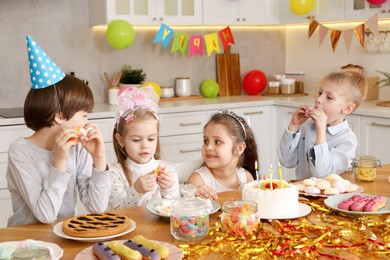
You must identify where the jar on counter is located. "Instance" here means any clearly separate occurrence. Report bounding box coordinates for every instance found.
[175,77,191,97]
[170,197,209,241]
[280,78,296,95]
[268,81,280,94]
[352,155,381,182]
[161,86,175,98]
[221,200,259,237]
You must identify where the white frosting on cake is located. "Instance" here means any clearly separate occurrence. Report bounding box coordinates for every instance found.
[242,180,299,217]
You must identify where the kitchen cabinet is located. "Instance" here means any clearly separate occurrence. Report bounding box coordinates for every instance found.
[203,0,279,25]
[345,0,390,20]
[89,0,202,26]
[89,118,117,165]
[346,114,361,155]
[280,0,345,24]
[359,116,390,164]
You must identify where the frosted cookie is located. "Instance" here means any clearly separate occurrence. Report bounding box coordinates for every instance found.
[324,174,343,184]
[346,184,359,192]
[332,180,347,193]
[363,196,387,212]
[324,187,340,195]
[303,179,316,186]
[294,183,306,192]
[304,186,321,194]
[315,179,331,190]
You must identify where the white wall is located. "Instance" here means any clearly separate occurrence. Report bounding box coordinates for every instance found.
[286,22,390,100]
[0,0,285,108]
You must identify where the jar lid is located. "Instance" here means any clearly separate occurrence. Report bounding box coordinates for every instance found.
[161,86,173,88]
[280,78,296,84]
[269,81,280,87]
[172,197,207,216]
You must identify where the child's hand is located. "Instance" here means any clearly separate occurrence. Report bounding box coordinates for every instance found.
[134,173,157,194]
[52,127,77,171]
[78,123,107,171]
[196,184,218,200]
[308,108,327,144]
[288,105,312,132]
[156,167,173,190]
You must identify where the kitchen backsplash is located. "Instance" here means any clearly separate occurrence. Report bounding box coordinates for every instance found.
[1,0,390,109]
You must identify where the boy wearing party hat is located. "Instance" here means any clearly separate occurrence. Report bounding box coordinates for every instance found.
[6,35,111,227]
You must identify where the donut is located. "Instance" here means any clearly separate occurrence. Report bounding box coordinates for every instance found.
[338,195,363,210]
[350,196,373,211]
[332,181,347,193]
[363,196,387,212]
[107,241,142,260]
[304,186,321,194]
[92,242,120,260]
[123,240,161,260]
[324,187,340,195]
[315,179,331,190]
[131,235,169,259]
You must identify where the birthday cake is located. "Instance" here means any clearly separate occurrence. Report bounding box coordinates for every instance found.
[242,179,299,217]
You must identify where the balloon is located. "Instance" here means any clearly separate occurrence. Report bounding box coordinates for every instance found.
[200,80,219,98]
[243,70,267,96]
[141,81,162,97]
[290,0,316,15]
[106,19,135,49]
[367,0,387,4]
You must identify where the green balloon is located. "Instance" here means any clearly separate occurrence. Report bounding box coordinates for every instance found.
[106,19,135,49]
[201,80,219,98]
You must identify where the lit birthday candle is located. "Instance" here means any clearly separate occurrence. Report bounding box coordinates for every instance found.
[255,160,260,188]
[269,164,273,190]
[278,162,283,188]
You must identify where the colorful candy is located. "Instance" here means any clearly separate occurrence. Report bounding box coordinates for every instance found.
[221,201,259,236]
[171,215,209,240]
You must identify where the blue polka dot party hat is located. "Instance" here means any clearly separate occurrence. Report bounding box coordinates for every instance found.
[26,35,65,89]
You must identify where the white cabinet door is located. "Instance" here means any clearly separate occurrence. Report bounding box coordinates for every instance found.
[280,0,345,24]
[89,118,116,165]
[346,114,361,155]
[360,116,390,164]
[203,0,279,25]
[160,133,203,162]
[345,0,390,20]
[275,106,296,180]
[233,106,273,173]
[89,0,202,26]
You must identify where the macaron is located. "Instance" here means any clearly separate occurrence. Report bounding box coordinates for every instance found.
[315,179,331,190]
[304,186,321,194]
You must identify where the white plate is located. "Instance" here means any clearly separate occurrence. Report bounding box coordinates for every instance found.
[74,239,183,260]
[258,203,312,220]
[146,198,221,218]
[0,240,63,260]
[295,183,364,198]
[53,220,136,242]
[324,193,390,215]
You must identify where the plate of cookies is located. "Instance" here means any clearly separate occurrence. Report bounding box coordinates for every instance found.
[324,193,390,215]
[74,237,183,260]
[293,174,364,197]
[53,212,136,242]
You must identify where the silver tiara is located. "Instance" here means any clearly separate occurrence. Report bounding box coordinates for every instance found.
[219,109,247,140]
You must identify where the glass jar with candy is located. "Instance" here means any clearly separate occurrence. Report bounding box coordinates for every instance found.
[170,197,209,241]
[221,200,259,237]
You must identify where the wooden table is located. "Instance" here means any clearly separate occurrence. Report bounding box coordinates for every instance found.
[1,165,390,259]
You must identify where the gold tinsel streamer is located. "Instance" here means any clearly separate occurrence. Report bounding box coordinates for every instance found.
[179,200,390,259]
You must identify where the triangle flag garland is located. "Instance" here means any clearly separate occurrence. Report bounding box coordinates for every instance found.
[308,13,378,52]
[153,24,234,57]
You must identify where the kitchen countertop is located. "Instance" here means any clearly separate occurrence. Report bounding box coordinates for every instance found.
[1,95,390,126]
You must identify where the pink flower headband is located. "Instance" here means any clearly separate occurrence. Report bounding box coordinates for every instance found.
[115,86,159,124]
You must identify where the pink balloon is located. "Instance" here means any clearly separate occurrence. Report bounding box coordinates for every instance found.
[367,0,387,4]
[243,70,267,96]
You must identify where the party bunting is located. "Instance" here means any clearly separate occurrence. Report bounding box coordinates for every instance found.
[153,23,234,57]
[309,14,378,52]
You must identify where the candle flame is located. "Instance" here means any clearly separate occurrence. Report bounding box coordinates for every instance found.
[255,160,258,170]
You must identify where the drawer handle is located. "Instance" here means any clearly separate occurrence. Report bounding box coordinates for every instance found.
[243,111,263,115]
[371,122,390,128]
[180,148,202,153]
[179,121,202,126]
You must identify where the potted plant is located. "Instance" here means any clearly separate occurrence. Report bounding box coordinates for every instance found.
[119,64,147,88]
[376,70,390,107]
